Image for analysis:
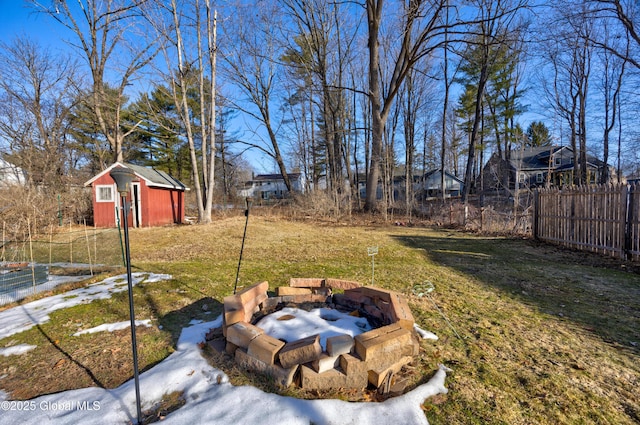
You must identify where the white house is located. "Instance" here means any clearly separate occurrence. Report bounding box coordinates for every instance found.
[420,169,464,199]
[239,173,303,202]
[0,158,26,186]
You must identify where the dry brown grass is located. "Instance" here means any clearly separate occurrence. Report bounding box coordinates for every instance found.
[0,214,638,424]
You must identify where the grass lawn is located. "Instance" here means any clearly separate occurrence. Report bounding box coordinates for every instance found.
[1,214,639,424]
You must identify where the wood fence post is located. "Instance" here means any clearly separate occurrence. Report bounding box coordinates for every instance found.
[533,189,539,239]
[623,184,632,260]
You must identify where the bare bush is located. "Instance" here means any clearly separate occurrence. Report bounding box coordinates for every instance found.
[0,186,92,242]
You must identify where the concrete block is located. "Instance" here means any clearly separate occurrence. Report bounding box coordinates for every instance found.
[332,293,362,310]
[361,286,393,303]
[206,338,226,353]
[261,297,282,311]
[312,287,332,296]
[223,295,246,328]
[300,365,368,390]
[226,321,264,348]
[236,281,269,305]
[225,341,239,355]
[278,334,322,369]
[384,292,415,331]
[339,353,367,376]
[310,353,340,374]
[290,278,324,288]
[235,349,298,387]
[276,287,312,296]
[288,294,331,304]
[326,334,354,357]
[354,323,413,362]
[367,355,413,388]
[247,334,285,365]
[343,287,371,304]
[325,278,362,290]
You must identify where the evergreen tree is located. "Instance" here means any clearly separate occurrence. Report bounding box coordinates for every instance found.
[525,121,552,147]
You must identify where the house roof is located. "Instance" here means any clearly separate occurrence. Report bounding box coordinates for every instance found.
[83,162,188,191]
[251,173,301,181]
[508,146,604,171]
[423,169,464,184]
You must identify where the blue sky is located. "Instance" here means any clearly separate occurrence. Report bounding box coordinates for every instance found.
[0,1,64,48]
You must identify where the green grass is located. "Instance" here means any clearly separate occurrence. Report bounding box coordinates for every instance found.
[0,215,639,424]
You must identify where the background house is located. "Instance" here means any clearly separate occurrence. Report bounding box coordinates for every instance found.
[0,157,26,187]
[420,169,464,199]
[84,162,188,228]
[239,173,303,203]
[482,146,610,194]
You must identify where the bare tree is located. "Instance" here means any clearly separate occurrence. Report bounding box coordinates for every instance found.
[598,22,627,183]
[149,0,218,223]
[588,1,640,68]
[0,37,80,186]
[31,0,157,163]
[364,0,450,212]
[542,2,594,185]
[220,1,292,192]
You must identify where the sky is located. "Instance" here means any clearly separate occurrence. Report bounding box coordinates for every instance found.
[0,271,449,425]
[0,1,279,173]
[0,2,65,50]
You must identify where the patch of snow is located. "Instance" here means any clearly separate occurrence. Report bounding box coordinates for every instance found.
[255,307,371,350]
[0,274,449,424]
[414,324,439,340]
[0,316,448,424]
[0,273,171,340]
[0,344,37,356]
[73,320,152,336]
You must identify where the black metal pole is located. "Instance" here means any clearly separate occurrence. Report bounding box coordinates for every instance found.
[121,196,142,425]
[233,200,251,294]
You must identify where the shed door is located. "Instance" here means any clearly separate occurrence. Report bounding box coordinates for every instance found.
[131,182,142,228]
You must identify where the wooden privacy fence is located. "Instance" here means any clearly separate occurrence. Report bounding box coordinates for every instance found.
[534,184,640,261]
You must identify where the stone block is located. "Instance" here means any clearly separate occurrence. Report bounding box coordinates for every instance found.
[289,278,324,288]
[223,295,246,328]
[276,287,312,296]
[361,286,393,303]
[383,292,415,331]
[236,281,269,305]
[206,338,226,353]
[278,334,322,369]
[226,321,264,348]
[364,303,385,321]
[312,287,332,296]
[225,341,239,355]
[354,323,413,362]
[288,294,331,304]
[339,353,367,376]
[300,365,368,390]
[310,353,340,374]
[332,293,362,310]
[261,296,282,312]
[235,349,298,387]
[367,355,413,388]
[326,334,354,357]
[325,278,362,290]
[343,287,371,305]
[247,334,285,365]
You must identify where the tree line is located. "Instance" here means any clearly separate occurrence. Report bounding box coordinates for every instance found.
[1,0,639,223]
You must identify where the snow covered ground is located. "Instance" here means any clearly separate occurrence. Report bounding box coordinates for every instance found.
[0,273,449,425]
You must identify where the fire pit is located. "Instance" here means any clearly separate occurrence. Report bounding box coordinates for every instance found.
[205,278,420,393]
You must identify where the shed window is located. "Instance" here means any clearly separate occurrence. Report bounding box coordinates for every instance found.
[96,185,114,202]
[536,172,544,183]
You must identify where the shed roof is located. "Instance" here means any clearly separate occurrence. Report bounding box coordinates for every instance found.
[83,162,188,191]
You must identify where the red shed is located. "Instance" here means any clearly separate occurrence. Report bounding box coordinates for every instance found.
[84,162,189,228]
